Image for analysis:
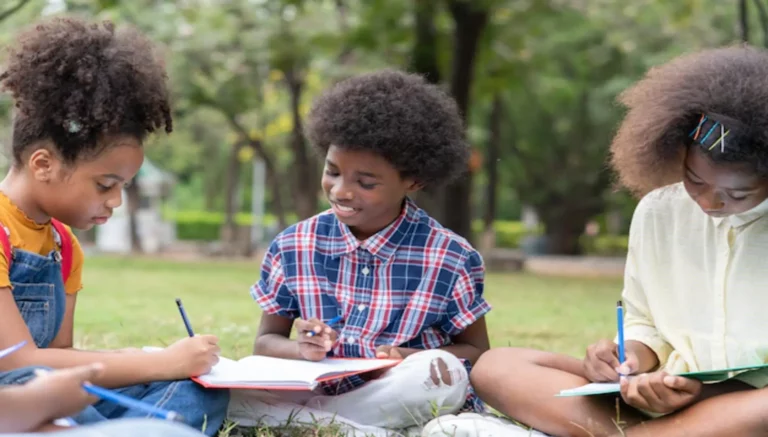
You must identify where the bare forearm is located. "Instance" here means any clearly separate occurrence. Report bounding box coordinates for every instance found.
[0,386,48,432]
[622,387,768,437]
[1,349,168,388]
[253,334,303,360]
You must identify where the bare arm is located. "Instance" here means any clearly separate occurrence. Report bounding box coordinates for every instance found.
[0,289,208,387]
[48,294,76,349]
[253,313,302,360]
[394,316,490,364]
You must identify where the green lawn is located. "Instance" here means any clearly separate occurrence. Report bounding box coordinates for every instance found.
[76,255,621,359]
[74,255,624,436]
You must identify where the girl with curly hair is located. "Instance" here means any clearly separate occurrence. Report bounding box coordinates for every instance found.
[428,46,768,437]
[0,17,228,434]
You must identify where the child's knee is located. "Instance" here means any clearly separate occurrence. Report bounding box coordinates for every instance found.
[471,348,537,388]
[408,349,469,392]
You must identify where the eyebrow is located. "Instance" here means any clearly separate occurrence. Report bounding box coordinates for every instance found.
[325,160,379,179]
[685,165,756,191]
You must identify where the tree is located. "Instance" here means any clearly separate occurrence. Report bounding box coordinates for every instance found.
[440,1,491,243]
[0,0,31,23]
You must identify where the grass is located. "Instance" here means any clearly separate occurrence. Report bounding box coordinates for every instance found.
[74,255,624,436]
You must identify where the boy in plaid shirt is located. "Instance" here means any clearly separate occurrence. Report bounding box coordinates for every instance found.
[228,70,491,436]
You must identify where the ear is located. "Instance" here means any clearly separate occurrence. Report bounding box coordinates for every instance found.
[405,178,424,193]
[27,148,61,183]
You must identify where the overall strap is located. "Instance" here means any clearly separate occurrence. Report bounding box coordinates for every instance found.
[50,219,73,284]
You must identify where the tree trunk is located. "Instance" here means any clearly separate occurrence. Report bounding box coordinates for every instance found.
[126,178,142,254]
[409,0,444,221]
[223,112,286,229]
[248,139,288,230]
[285,71,318,219]
[480,94,503,254]
[221,141,243,251]
[751,0,768,47]
[443,0,489,243]
[543,216,585,256]
[0,0,31,23]
[740,0,750,42]
[538,198,594,256]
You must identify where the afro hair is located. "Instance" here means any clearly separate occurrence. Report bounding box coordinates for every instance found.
[609,45,768,197]
[304,69,469,188]
[0,16,172,165]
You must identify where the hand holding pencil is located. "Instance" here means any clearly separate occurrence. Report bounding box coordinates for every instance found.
[160,298,221,378]
[295,317,342,361]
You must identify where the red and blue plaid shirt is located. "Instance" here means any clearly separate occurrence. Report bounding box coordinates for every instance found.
[251,198,491,412]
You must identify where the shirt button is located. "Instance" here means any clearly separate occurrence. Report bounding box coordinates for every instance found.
[347,336,355,344]
[362,267,370,275]
[357,304,366,312]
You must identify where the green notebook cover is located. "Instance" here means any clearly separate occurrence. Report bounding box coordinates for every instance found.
[557,363,768,397]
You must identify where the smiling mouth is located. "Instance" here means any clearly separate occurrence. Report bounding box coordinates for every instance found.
[332,202,360,218]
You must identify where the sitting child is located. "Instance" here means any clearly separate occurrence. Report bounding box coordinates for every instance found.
[227,70,492,435]
[0,16,228,435]
[431,46,768,437]
[0,363,206,436]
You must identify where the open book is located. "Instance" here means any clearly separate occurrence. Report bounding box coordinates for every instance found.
[557,362,768,397]
[192,355,400,391]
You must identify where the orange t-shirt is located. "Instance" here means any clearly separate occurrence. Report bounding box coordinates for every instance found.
[0,192,84,295]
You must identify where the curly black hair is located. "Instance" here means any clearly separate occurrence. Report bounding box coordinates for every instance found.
[0,16,172,166]
[609,45,768,197]
[304,69,469,188]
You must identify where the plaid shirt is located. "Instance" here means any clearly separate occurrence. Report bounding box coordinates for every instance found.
[251,198,491,412]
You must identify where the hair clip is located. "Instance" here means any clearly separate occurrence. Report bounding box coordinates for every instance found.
[689,113,730,154]
[66,120,82,134]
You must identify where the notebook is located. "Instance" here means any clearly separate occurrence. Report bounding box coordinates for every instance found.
[191,355,400,391]
[557,362,768,397]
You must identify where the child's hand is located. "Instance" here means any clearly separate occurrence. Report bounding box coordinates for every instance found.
[583,339,639,382]
[295,318,338,361]
[375,345,404,359]
[24,363,104,423]
[620,371,701,414]
[162,335,221,378]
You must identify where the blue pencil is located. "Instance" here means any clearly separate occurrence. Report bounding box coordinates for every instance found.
[83,383,184,423]
[617,300,626,374]
[307,315,343,337]
[0,340,27,360]
[175,298,195,337]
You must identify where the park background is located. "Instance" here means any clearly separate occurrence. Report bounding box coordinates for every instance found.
[0,1,761,435]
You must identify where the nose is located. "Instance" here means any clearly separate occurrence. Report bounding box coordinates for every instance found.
[105,188,123,209]
[696,189,724,212]
[330,180,354,201]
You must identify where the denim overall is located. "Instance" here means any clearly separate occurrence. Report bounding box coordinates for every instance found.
[0,227,229,436]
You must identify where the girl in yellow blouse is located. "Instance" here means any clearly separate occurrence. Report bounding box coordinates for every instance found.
[426,46,768,437]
